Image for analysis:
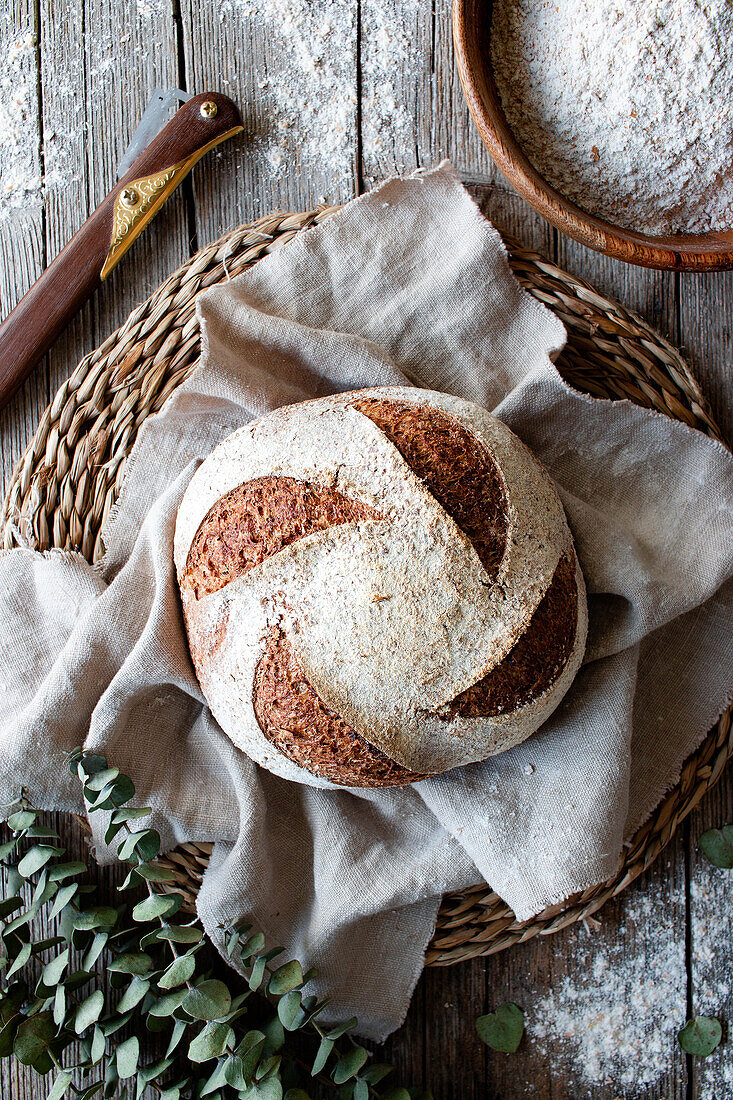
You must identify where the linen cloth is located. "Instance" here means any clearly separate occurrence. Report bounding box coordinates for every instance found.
[1,162,733,1041]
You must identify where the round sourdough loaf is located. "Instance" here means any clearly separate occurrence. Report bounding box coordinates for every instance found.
[174,387,587,789]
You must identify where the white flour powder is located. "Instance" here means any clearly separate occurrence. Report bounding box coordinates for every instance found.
[528,891,686,1089]
[491,0,733,236]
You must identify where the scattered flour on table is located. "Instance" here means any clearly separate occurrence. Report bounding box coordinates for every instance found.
[690,870,733,1099]
[491,0,733,235]
[528,892,685,1090]
[219,0,357,187]
[0,28,43,221]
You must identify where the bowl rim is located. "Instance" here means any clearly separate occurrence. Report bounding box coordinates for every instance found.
[452,0,733,272]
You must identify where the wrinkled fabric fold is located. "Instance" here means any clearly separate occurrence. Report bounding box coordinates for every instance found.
[1,162,732,1040]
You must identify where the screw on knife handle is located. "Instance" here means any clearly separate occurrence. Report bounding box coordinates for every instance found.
[0,92,243,415]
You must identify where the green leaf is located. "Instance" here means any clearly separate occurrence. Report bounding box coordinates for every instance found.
[131,893,181,922]
[678,1016,723,1057]
[0,897,23,919]
[200,1059,229,1096]
[184,979,232,1021]
[47,861,86,882]
[268,960,304,996]
[166,1018,188,1058]
[188,1022,235,1062]
[91,1025,106,1064]
[116,1034,140,1079]
[262,1015,285,1057]
[278,990,306,1031]
[75,990,105,1034]
[85,767,120,792]
[159,953,196,989]
[7,810,36,831]
[46,1069,74,1100]
[117,829,159,863]
[230,1030,266,1085]
[284,1092,311,1100]
[48,882,78,922]
[312,1036,334,1076]
[42,948,70,987]
[108,775,135,807]
[6,941,32,979]
[476,1003,524,1053]
[82,931,109,971]
[77,753,108,778]
[18,845,61,878]
[699,826,733,869]
[156,924,203,945]
[361,1063,394,1085]
[242,1080,283,1100]
[353,1082,369,1100]
[0,839,17,859]
[240,932,266,959]
[117,976,151,1013]
[110,807,152,824]
[108,952,152,976]
[382,1090,411,1100]
[332,1046,369,1084]
[14,1012,55,1067]
[52,984,66,1027]
[148,988,188,1017]
[0,1015,21,1058]
[136,863,176,883]
[73,906,118,931]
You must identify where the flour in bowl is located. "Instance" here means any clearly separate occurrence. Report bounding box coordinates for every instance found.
[490,0,733,236]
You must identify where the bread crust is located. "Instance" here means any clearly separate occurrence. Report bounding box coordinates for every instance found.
[175,387,587,787]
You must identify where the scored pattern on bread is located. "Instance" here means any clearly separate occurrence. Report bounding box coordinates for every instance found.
[175,387,588,788]
[253,627,429,787]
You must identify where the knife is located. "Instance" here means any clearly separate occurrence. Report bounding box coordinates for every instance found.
[0,91,243,412]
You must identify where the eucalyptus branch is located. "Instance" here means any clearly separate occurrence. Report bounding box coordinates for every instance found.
[0,750,432,1100]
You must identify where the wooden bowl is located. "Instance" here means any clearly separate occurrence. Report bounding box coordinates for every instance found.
[452,0,733,272]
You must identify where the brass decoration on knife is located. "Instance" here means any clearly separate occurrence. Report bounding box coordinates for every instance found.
[100,123,243,280]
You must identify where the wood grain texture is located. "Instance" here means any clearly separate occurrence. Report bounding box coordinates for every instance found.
[1,2,732,1098]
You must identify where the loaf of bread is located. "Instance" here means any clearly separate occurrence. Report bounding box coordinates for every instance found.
[174,387,587,789]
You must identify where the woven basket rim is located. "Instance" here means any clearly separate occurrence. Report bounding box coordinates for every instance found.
[3,205,730,967]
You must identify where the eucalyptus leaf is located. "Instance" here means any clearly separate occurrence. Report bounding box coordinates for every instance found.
[77,753,108,778]
[261,1016,285,1057]
[116,976,151,1013]
[47,861,87,882]
[240,932,266,959]
[13,1011,55,1067]
[284,1092,311,1100]
[136,863,176,883]
[166,1018,188,1058]
[332,1046,369,1084]
[84,767,120,792]
[699,826,733,869]
[91,1025,106,1064]
[73,907,118,931]
[159,953,196,989]
[476,1003,524,1054]
[7,810,36,831]
[325,1018,358,1040]
[6,941,32,979]
[241,1080,283,1100]
[116,1034,140,1079]
[131,893,181,922]
[678,1016,722,1057]
[256,1053,281,1080]
[18,845,62,878]
[268,960,304,996]
[0,897,23,919]
[312,1036,334,1076]
[278,990,307,1032]
[156,924,203,945]
[52,984,66,1027]
[42,947,70,987]
[75,990,105,1034]
[200,1059,229,1097]
[0,839,17,859]
[184,979,232,1022]
[107,952,152,976]
[188,1022,235,1062]
[46,1069,74,1100]
[353,1081,369,1100]
[0,1015,21,1059]
[148,988,188,1017]
[362,1064,394,1085]
[82,931,109,971]
[48,882,78,922]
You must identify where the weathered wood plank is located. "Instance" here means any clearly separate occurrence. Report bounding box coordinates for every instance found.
[178,0,359,241]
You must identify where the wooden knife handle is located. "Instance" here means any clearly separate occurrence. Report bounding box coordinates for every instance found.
[0,92,242,412]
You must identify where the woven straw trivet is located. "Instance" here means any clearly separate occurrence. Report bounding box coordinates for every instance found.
[2,207,730,968]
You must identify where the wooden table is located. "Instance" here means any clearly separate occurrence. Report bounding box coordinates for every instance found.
[1,2,731,1097]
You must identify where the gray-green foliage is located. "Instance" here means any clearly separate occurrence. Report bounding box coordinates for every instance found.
[0,749,433,1100]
